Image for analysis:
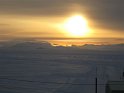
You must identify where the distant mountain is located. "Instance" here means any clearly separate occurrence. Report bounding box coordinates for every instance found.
[0,41,52,50]
[81,44,124,51]
[0,40,124,51]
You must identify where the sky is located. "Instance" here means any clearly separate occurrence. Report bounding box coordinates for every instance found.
[0,0,124,45]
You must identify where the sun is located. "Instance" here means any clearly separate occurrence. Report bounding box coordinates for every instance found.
[64,15,90,37]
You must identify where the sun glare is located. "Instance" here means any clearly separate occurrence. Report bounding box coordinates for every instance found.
[64,15,90,37]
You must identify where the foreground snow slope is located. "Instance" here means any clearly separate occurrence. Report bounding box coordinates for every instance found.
[0,42,124,93]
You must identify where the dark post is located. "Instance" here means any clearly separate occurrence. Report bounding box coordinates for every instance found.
[95,67,97,93]
[121,68,124,80]
[95,77,97,93]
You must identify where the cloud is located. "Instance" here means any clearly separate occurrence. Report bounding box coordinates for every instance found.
[0,0,123,33]
[0,40,124,51]
[0,0,70,16]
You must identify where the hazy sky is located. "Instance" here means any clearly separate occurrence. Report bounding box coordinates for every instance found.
[0,0,123,45]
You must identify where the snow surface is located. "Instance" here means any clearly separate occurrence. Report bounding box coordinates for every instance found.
[0,42,124,93]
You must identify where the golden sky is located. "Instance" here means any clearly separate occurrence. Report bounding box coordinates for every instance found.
[0,0,124,45]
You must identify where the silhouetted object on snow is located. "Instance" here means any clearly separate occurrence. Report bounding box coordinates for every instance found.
[106,81,124,93]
